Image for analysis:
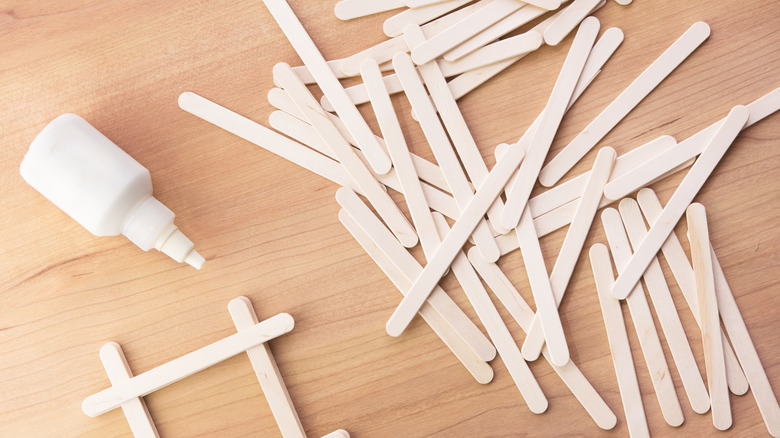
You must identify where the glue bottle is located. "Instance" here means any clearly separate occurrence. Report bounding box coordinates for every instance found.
[20,113,205,269]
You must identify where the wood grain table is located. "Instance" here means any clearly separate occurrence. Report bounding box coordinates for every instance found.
[1,1,778,436]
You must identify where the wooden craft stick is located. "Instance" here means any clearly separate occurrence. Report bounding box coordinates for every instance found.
[98,343,159,438]
[443,3,552,61]
[687,204,732,430]
[521,147,616,361]
[383,0,474,37]
[180,92,357,189]
[588,244,650,438]
[393,52,500,261]
[615,0,632,4]
[228,297,305,438]
[340,1,486,76]
[543,0,602,46]
[289,59,354,84]
[529,135,674,219]
[336,187,497,362]
[515,205,570,366]
[468,247,618,430]
[604,86,780,201]
[501,16,599,230]
[410,0,531,65]
[432,213,548,414]
[82,313,295,417]
[404,24,510,235]
[635,188,749,395]
[267,88,450,193]
[321,430,350,438]
[334,0,406,21]
[385,140,526,337]
[619,199,710,415]
[303,106,418,248]
[568,24,621,105]
[539,21,711,187]
[610,105,749,300]
[601,208,684,427]
[262,0,392,175]
[712,250,780,437]
[438,31,544,77]
[405,0,450,7]
[339,209,495,384]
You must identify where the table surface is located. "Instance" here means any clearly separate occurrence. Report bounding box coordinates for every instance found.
[1,1,778,437]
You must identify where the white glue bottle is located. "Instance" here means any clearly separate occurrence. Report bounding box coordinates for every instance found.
[20,113,205,269]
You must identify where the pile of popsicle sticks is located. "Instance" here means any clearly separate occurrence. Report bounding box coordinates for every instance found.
[176,0,780,435]
[82,297,349,438]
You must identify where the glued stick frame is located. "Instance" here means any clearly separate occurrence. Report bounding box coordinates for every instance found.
[539,21,711,187]
[588,244,649,437]
[404,24,511,235]
[521,147,616,361]
[601,208,684,427]
[261,0,392,174]
[393,51,500,261]
[618,199,711,415]
[468,248,618,430]
[228,297,306,438]
[98,343,160,438]
[610,105,749,300]
[82,313,295,417]
[338,209,496,384]
[500,16,600,230]
[385,141,526,337]
[635,188,748,395]
[687,204,732,431]
[432,213,548,414]
[335,187,497,362]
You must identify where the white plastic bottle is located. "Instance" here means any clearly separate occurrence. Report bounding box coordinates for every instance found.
[20,113,205,269]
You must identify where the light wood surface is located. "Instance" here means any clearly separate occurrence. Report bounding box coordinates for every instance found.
[1,1,778,437]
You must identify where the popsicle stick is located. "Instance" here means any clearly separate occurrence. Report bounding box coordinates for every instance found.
[98,343,160,438]
[340,1,486,76]
[303,106,418,248]
[610,105,749,300]
[514,206,570,366]
[438,31,544,77]
[712,250,780,437]
[501,16,600,230]
[289,59,351,84]
[604,86,780,201]
[635,188,749,395]
[588,244,650,438]
[568,23,620,104]
[267,89,450,193]
[529,135,674,219]
[687,204,732,430]
[228,297,305,438]
[404,24,511,235]
[334,0,406,21]
[393,52,500,261]
[615,0,632,4]
[336,187,497,362]
[180,92,357,189]
[539,21,711,187]
[410,0,529,65]
[405,0,450,7]
[543,0,601,45]
[468,247,618,430]
[321,430,350,438]
[521,147,616,361]
[339,209,495,383]
[383,0,474,37]
[262,0,392,175]
[83,313,295,417]
[443,3,551,61]
[432,213,548,414]
[602,208,684,427]
[385,140,526,337]
[619,199,710,415]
